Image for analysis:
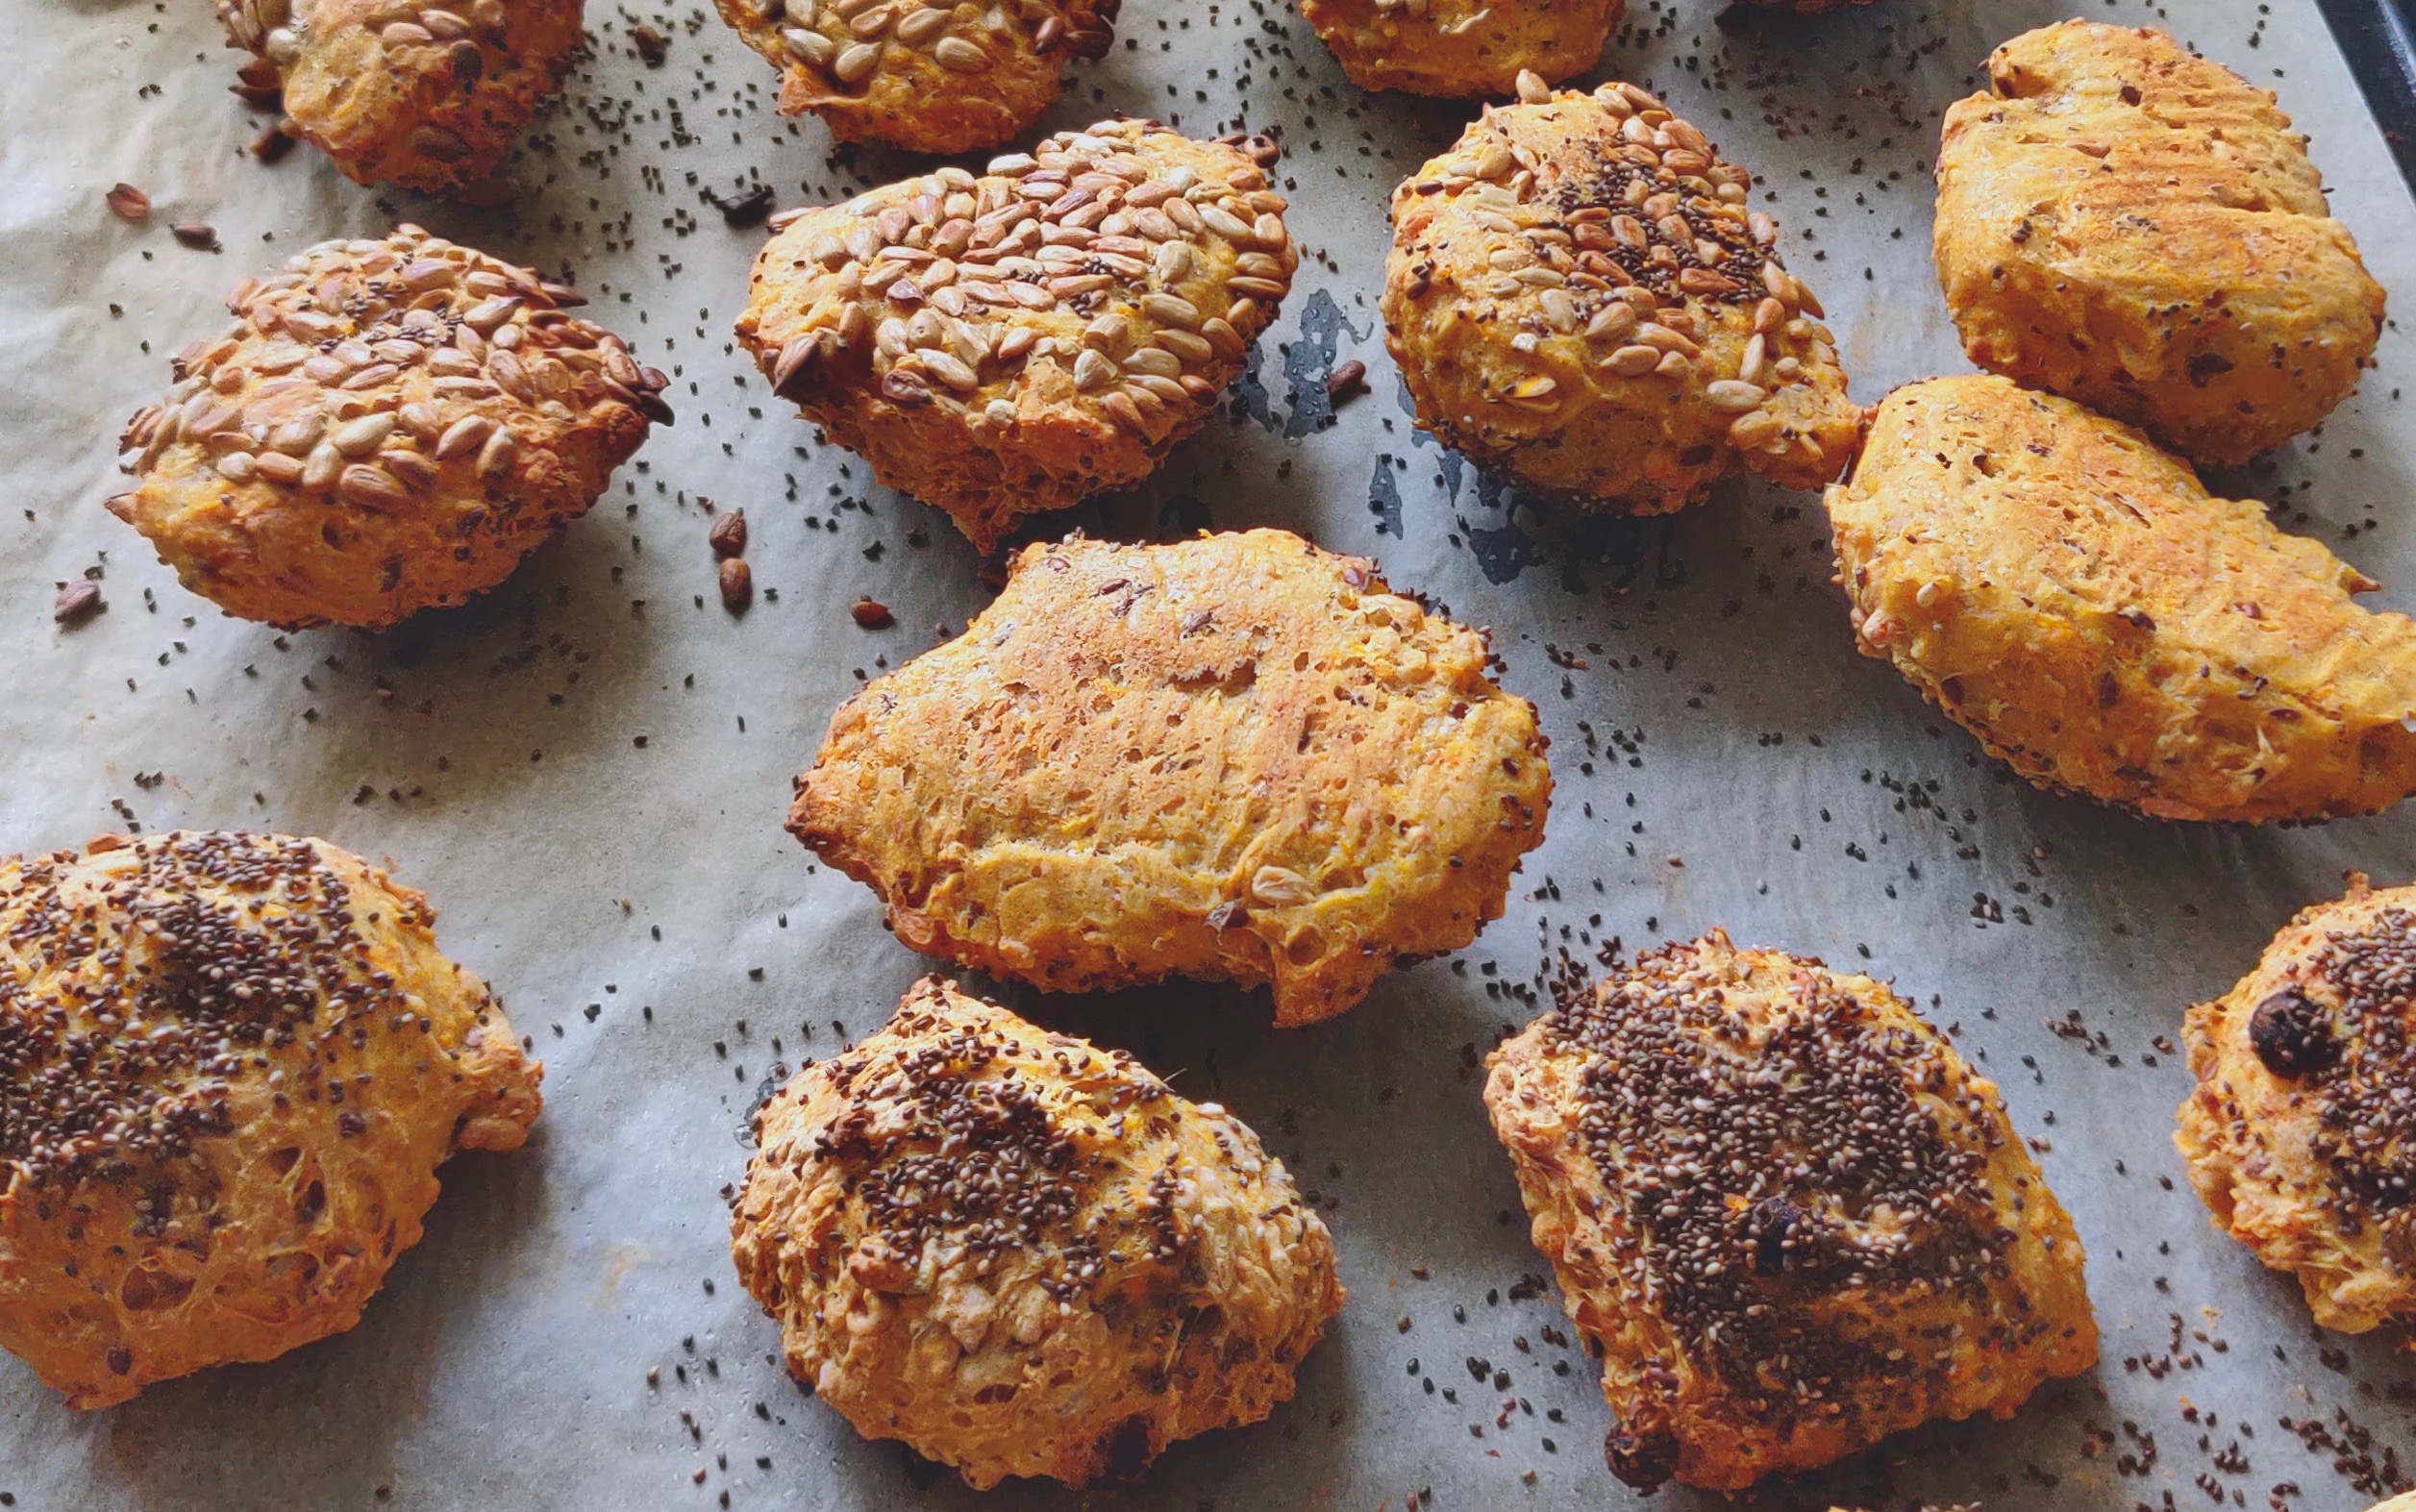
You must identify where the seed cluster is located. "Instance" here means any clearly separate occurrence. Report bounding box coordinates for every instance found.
[114,227,670,517]
[731,0,1114,91]
[802,995,1192,1301]
[0,833,419,1194]
[1541,943,2008,1415]
[1401,84,1836,456]
[2287,908,2416,1237]
[746,119,1293,445]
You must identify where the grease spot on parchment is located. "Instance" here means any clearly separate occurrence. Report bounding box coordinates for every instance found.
[1282,289,1372,439]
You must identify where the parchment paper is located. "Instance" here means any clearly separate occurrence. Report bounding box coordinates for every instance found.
[6,0,2416,1506]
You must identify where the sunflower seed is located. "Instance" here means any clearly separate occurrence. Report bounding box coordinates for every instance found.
[834,41,882,82]
[423,414,487,459]
[1139,291,1201,329]
[1604,344,1660,377]
[336,462,409,509]
[1154,329,1213,365]
[1706,380,1765,412]
[53,581,103,625]
[895,6,949,41]
[1100,389,1148,433]
[329,414,395,457]
[1737,334,1767,386]
[922,351,981,391]
[254,451,305,484]
[487,350,535,401]
[296,440,340,489]
[1728,409,1782,450]
[1074,348,1116,391]
[1198,204,1254,242]
[476,426,517,478]
[461,296,520,333]
[932,35,986,68]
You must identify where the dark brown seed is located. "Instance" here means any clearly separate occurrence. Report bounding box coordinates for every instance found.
[631,21,669,63]
[456,177,518,209]
[850,597,894,629]
[105,184,150,221]
[2248,988,2338,1077]
[1605,1422,1680,1493]
[1326,359,1367,403]
[719,558,754,612]
[171,222,220,251]
[53,581,103,625]
[714,183,776,230]
[709,510,748,558]
[250,125,295,162]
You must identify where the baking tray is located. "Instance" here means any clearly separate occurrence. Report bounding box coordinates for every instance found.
[6,0,2416,1507]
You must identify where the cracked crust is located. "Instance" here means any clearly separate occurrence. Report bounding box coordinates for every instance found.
[0,831,540,1409]
[1935,21,2384,467]
[2179,875,2416,1334]
[787,530,1550,1025]
[1299,0,1621,99]
[1382,84,1858,515]
[730,978,1342,1488]
[1827,375,2416,823]
[216,0,582,192]
[1483,932,2096,1492]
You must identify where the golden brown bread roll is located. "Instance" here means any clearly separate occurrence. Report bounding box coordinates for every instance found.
[787,530,1550,1026]
[1935,20,2384,467]
[0,831,540,1408]
[111,226,668,630]
[713,0,1118,154]
[736,122,1294,552]
[215,0,582,191]
[730,978,1342,1487]
[1828,375,2416,824]
[2179,875,2416,1335]
[1383,82,1857,515]
[1484,931,2096,1492]
[1299,0,1621,100]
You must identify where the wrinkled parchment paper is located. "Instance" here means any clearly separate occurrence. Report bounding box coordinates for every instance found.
[6,0,2416,1506]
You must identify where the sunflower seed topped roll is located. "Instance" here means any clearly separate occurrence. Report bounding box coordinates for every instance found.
[112,226,669,630]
